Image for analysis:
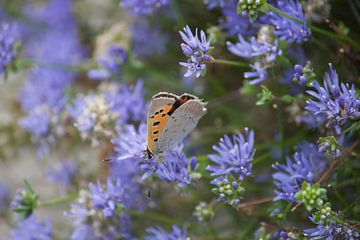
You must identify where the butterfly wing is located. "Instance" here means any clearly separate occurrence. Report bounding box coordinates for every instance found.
[157,99,207,153]
[147,93,179,155]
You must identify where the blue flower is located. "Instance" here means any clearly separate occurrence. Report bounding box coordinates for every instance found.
[272,143,327,202]
[0,181,10,213]
[67,178,134,239]
[227,35,281,62]
[47,160,78,192]
[121,0,171,16]
[108,80,148,125]
[220,1,254,36]
[155,150,199,187]
[179,25,214,78]
[88,44,127,81]
[132,20,168,58]
[12,214,53,240]
[145,225,188,240]
[68,81,147,143]
[305,214,360,240]
[206,129,255,181]
[140,145,199,187]
[204,0,232,9]
[305,64,360,133]
[18,0,84,155]
[244,63,269,85]
[268,0,311,43]
[113,122,147,162]
[88,178,126,218]
[0,23,18,77]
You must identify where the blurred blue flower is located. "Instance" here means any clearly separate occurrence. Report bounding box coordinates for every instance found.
[18,0,84,155]
[305,214,360,239]
[113,122,147,162]
[0,181,10,213]
[68,81,147,143]
[47,160,78,193]
[12,214,53,240]
[88,44,127,81]
[244,63,269,85]
[88,178,126,218]
[227,35,281,62]
[204,0,232,9]
[67,178,134,239]
[305,64,360,133]
[220,1,254,36]
[206,129,256,181]
[272,143,327,202]
[179,25,214,78]
[121,0,171,16]
[0,23,18,77]
[108,80,148,124]
[145,225,188,240]
[268,0,311,43]
[132,20,168,58]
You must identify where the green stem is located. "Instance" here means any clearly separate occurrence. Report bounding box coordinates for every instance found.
[18,58,93,73]
[266,3,360,52]
[332,216,360,233]
[214,59,249,68]
[38,194,78,208]
[172,0,186,27]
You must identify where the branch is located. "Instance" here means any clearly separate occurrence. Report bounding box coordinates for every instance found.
[291,140,359,211]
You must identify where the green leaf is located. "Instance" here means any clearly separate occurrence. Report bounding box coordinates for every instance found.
[256,85,273,105]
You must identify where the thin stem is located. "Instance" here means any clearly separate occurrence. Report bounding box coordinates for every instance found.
[291,140,360,211]
[214,59,249,68]
[38,194,78,208]
[237,196,273,210]
[19,58,92,73]
[266,3,360,52]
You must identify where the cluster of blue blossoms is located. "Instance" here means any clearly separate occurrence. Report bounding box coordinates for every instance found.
[1,0,359,239]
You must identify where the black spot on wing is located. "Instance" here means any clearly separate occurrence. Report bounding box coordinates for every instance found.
[153,130,159,134]
[153,121,160,126]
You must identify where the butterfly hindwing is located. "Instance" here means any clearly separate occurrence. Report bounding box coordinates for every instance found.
[157,99,207,153]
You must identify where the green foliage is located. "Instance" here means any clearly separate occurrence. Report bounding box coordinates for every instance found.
[295,182,327,212]
[256,85,273,105]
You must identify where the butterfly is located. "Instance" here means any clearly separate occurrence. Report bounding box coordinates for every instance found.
[145,92,207,158]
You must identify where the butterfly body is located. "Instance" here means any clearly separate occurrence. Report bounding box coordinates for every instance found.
[146,92,207,157]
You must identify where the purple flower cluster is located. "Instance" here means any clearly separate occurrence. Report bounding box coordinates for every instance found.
[121,0,171,16]
[88,44,127,81]
[67,178,133,239]
[207,129,255,181]
[272,143,327,202]
[12,215,53,240]
[180,25,214,78]
[305,214,360,239]
[268,0,311,43]
[0,23,18,77]
[227,33,281,84]
[68,81,147,143]
[305,64,360,133]
[145,225,188,240]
